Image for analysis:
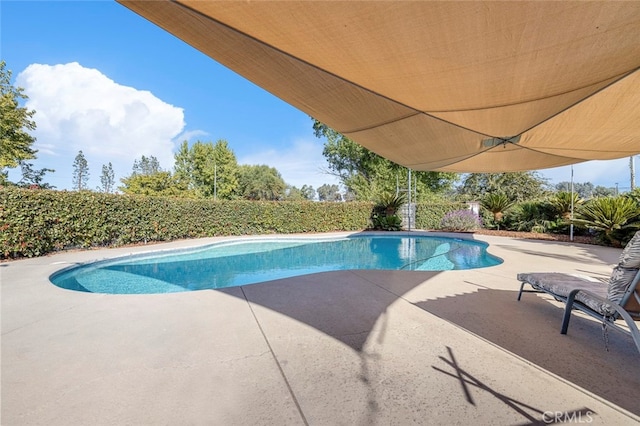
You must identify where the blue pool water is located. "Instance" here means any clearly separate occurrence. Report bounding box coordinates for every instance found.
[50,235,502,294]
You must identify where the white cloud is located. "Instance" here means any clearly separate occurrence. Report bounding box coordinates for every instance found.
[238,138,340,191]
[14,62,185,189]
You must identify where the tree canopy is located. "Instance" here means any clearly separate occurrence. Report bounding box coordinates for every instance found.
[456,172,550,202]
[174,140,239,199]
[312,119,457,201]
[119,155,186,196]
[0,61,37,183]
[237,164,286,200]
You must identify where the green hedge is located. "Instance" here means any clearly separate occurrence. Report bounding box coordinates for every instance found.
[414,201,468,230]
[0,188,464,259]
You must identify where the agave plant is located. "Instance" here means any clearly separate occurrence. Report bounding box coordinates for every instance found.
[550,191,584,220]
[574,196,640,244]
[481,193,514,228]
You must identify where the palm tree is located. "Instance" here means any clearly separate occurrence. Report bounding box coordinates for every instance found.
[481,193,514,229]
[573,196,640,245]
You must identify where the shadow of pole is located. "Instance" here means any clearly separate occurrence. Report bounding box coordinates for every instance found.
[432,346,596,425]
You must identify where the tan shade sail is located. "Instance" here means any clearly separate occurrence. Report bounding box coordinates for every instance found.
[118,1,640,172]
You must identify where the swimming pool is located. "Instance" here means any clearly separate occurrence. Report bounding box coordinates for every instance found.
[50,234,502,294]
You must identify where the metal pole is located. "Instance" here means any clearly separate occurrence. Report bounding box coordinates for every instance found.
[570,165,574,242]
[631,156,636,191]
[214,163,217,201]
[407,168,412,231]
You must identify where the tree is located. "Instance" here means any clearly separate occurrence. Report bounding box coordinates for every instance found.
[300,184,316,200]
[317,184,342,202]
[0,61,37,183]
[593,185,616,197]
[457,172,549,202]
[18,162,55,189]
[237,164,286,200]
[72,150,89,191]
[555,181,594,199]
[119,170,185,196]
[174,140,239,199]
[120,156,186,196]
[132,155,161,176]
[99,162,115,193]
[313,119,457,201]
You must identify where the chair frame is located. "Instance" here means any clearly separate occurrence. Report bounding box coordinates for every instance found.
[518,270,640,355]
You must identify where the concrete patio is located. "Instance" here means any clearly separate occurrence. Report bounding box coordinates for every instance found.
[2,232,639,425]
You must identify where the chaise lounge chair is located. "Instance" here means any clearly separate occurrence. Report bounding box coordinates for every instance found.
[517,231,640,355]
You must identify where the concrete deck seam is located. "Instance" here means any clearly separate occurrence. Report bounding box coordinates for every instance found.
[239,286,309,426]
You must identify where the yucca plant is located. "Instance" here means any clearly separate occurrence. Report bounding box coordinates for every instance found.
[573,196,640,245]
[481,193,514,229]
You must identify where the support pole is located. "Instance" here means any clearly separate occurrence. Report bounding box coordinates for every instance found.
[570,165,574,242]
[407,168,412,231]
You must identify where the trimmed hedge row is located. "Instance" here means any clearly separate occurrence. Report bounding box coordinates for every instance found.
[414,202,468,229]
[0,188,463,259]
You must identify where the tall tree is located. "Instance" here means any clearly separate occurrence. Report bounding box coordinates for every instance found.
[237,164,286,200]
[317,184,342,202]
[99,162,115,193]
[132,155,161,176]
[284,184,316,201]
[174,140,239,199]
[313,119,457,200]
[120,156,186,196]
[456,172,549,202]
[300,184,316,200]
[555,181,595,199]
[72,150,89,191]
[18,162,55,189]
[0,61,37,183]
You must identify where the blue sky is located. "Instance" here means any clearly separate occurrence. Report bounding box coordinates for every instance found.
[2,1,636,193]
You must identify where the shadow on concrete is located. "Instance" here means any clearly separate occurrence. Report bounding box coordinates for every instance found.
[233,270,441,352]
[492,241,621,266]
[415,288,640,415]
[432,346,597,425]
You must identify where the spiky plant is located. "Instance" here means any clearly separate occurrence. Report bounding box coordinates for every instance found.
[481,193,514,228]
[573,196,640,244]
[376,192,407,216]
[551,191,584,220]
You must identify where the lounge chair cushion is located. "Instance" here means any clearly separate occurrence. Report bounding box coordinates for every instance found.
[517,272,613,316]
[619,231,640,269]
[607,266,640,306]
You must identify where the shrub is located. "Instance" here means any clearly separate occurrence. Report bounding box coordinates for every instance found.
[439,209,482,232]
[0,187,473,259]
[372,214,403,231]
[414,202,467,229]
[574,196,640,246]
[481,193,515,228]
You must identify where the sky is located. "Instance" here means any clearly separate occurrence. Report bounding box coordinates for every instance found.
[1,1,637,194]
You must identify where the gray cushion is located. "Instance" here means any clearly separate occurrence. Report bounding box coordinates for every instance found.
[606,266,640,305]
[518,272,613,315]
[619,231,640,269]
